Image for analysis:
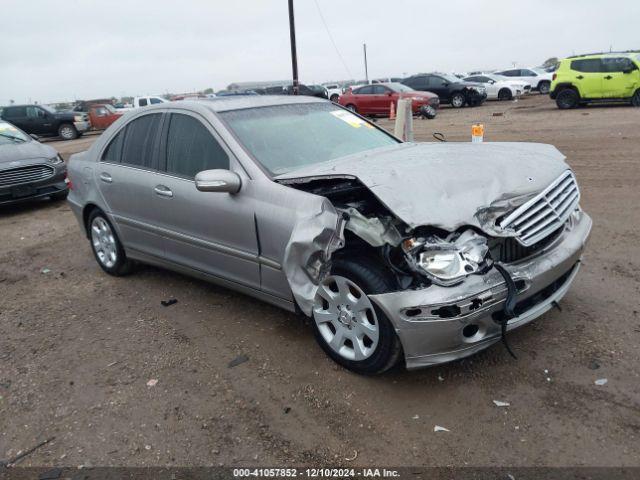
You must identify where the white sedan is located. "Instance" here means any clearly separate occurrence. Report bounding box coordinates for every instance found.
[464,74,530,101]
[493,68,553,94]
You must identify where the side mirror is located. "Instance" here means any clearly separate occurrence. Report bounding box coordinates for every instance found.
[623,68,635,74]
[489,80,495,84]
[29,133,40,141]
[195,169,242,194]
[387,91,393,96]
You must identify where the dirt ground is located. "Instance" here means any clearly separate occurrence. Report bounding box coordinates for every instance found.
[1,95,639,468]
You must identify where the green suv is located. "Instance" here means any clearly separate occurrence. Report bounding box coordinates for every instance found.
[550,52,640,109]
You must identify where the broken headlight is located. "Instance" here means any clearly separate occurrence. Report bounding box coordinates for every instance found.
[404,230,489,286]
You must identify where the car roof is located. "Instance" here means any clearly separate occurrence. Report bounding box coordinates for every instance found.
[566,50,640,59]
[166,95,326,113]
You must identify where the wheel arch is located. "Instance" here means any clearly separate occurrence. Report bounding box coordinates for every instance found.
[82,203,101,238]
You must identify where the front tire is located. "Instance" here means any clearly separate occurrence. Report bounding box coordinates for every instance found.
[330,94,340,103]
[58,123,78,140]
[311,257,402,375]
[538,81,551,95]
[556,88,579,109]
[632,89,640,107]
[345,104,357,113]
[87,210,133,276]
[450,92,465,108]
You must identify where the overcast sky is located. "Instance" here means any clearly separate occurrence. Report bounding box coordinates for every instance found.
[1,0,638,104]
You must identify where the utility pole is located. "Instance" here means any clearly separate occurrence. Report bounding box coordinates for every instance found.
[363,43,369,84]
[288,0,299,95]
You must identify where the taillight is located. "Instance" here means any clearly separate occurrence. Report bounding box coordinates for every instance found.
[552,73,557,81]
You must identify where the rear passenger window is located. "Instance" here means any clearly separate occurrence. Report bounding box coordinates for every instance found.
[138,98,148,107]
[120,113,162,168]
[102,129,125,163]
[571,59,602,73]
[165,114,229,178]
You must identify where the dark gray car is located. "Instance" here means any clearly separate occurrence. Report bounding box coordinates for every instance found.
[67,97,591,374]
[0,121,68,205]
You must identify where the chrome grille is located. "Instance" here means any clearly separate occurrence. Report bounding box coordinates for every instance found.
[499,170,580,246]
[0,164,55,187]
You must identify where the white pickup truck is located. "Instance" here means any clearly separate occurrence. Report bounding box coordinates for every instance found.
[133,96,167,108]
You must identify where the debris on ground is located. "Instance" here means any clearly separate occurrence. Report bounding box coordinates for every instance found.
[146,379,158,387]
[588,360,601,370]
[344,450,358,461]
[41,268,51,274]
[434,425,450,432]
[492,112,504,117]
[412,414,420,420]
[594,378,608,386]
[228,354,249,368]
[0,437,55,467]
[160,298,178,307]
[283,407,291,414]
[493,400,510,407]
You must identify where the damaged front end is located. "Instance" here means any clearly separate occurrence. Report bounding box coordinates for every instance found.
[279,165,591,369]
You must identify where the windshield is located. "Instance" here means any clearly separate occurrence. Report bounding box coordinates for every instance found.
[221,103,399,175]
[386,83,414,92]
[0,121,30,144]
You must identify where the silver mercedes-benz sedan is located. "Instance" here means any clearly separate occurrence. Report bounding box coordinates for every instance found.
[67,96,591,374]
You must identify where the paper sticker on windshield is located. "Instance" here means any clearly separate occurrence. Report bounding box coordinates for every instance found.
[331,110,373,129]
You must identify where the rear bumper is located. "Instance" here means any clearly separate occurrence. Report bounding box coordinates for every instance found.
[369,210,592,369]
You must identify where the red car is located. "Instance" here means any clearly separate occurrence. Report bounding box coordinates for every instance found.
[338,83,439,118]
[87,104,122,130]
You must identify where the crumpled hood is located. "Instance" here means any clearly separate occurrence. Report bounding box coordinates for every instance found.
[0,141,57,168]
[276,142,570,234]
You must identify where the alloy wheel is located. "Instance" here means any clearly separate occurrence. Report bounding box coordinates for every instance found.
[451,94,464,108]
[60,126,75,140]
[91,217,118,268]
[313,275,379,361]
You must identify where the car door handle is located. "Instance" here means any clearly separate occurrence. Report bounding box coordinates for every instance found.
[604,75,613,80]
[99,172,113,183]
[575,75,584,80]
[154,185,173,198]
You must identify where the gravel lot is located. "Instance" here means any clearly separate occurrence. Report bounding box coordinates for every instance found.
[1,95,639,468]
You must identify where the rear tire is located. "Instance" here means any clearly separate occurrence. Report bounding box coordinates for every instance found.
[330,94,340,103]
[58,123,78,140]
[87,209,133,276]
[498,88,513,101]
[556,89,579,109]
[311,257,402,375]
[632,90,640,107]
[538,81,551,95]
[450,92,465,108]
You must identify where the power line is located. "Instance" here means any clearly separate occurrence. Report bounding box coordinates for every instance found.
[312,0,354,79]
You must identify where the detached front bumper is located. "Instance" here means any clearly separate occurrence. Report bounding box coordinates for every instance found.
[369,210,592,370]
